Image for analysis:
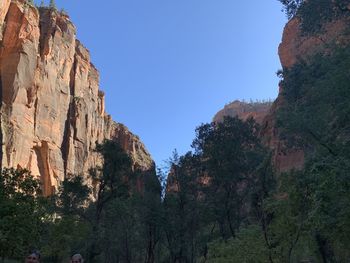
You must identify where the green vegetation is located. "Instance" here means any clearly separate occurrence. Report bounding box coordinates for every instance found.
[1,118,275,262]
[278,0,303,20]
[278,0,350,34]
[275,44,350,262]
[49,0,56,9]
[2,0,350,261]
[3,79,350,261]
[0,140,161,263]
[159,116,276,262]
[0,168,44,261]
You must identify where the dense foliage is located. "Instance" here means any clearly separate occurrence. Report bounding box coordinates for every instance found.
[0,117,275,262]
[278,0,350,33]
[0,168,44,261]
[161,117,270,262]
[275,44,350,262]
[2,95,350,262]
[0,140,161,263]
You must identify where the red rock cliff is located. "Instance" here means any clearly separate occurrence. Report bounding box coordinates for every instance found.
[213,100,272,125]
[261,9,350,173]
[0,0,153,195]
[214,11,350,173]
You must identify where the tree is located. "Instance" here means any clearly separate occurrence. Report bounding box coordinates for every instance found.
[86,140,133,262]
[49,0,56,9]
[137,169,163,263]
[192,116,265,240]
[56,175,91,217]
[163,152,206,262]
[278,0,303,19]
[0,168,44,261]
[275,44,350,261]
[95,168,162,263]
[30,139,163,263]
[249,154,277,263]
[207,225,271,263]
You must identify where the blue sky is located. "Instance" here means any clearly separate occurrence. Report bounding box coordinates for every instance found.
[40,1,286,168]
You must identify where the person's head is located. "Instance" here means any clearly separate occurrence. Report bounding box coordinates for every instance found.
[25,250,40,263]
[71,254,84,263]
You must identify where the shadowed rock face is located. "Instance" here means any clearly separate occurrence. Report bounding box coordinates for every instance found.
[0,0,153,195]
[261,12,350,173]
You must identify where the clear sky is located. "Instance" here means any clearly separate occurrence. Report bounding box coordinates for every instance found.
[39,0,286,169]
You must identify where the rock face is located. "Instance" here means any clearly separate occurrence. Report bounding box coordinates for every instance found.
[278,17,350,69]
[213,100,272,125]
[214,14,350,173]
[260,95,305,173]
[0,0,10,32]
[0,0,153,195]
[213,98,304,173]
[261,13,350,173]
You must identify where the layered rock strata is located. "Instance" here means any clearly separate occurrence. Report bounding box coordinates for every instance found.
[0,0,153,195]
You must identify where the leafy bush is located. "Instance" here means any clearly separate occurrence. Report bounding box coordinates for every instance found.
[207,225,270,263]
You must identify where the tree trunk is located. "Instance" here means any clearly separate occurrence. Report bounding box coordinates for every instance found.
[315,232,336,263]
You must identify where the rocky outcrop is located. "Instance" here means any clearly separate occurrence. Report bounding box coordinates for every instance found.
[260,95,305,173]
[261,12,350,173]
[213,100,272,125]
[214,14,350,173]
[0,0,153,195]
[279,17,350,69]
[0,0,10,32]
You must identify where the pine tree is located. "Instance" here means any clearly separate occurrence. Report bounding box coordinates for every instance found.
[49,0,56,9]
[40,0,45,7]
[278,0,303,19]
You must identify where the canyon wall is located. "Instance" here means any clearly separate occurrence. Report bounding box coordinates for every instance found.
[214,12,350,173]
[0,0,153,195]
[260,11,350,173]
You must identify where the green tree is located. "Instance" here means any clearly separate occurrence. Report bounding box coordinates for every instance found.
[278,0,350,33]
[207,225,271,263]
[137,169,163,263]
[95,168,162,263]
[163,152,207,262]
[192,116,265,240]
[276,43,350,261]
[49,0,56,9]
[86,140,133,262]
[56,176,91,217]
[36,139,162,263]
[249,154,277,263]
[278,0,303,19]
[0,168,43,261]
[35,176,91,262]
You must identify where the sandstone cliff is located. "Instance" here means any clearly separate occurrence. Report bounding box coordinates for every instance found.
[213,8,350,173]
[0,0,153,195]
[213,100,272,125]
[260,8,350,173]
